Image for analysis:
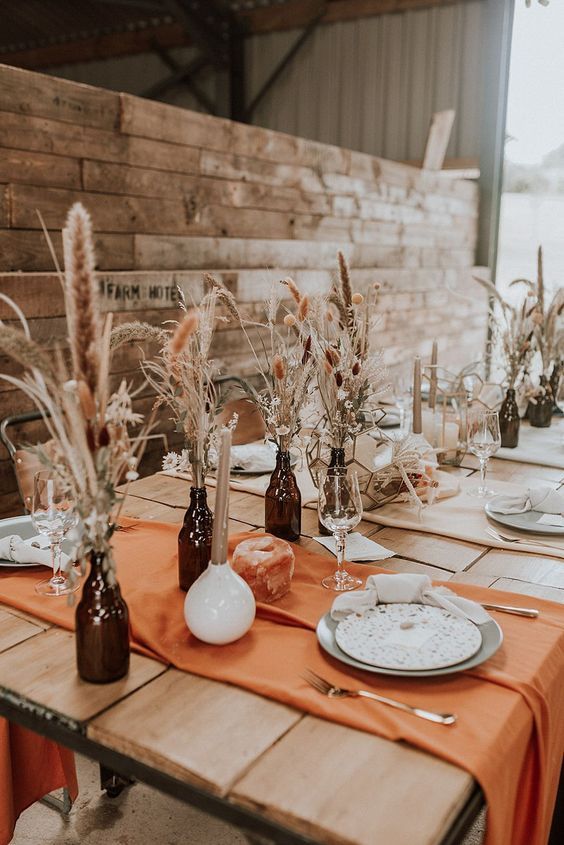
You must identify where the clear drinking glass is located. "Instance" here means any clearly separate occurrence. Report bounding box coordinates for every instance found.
[31,471,78,596]
[394,372,413,435]
[467,410,501,498]
[318,467,363,592]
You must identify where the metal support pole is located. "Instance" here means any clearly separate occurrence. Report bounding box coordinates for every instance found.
[476,0,516,276]
[229,22,246,123]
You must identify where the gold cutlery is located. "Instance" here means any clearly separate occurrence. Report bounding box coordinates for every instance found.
[302,668,457,726]
[486,526,564,554]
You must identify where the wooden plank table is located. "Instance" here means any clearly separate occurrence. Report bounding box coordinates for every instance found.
[0,454,563,845]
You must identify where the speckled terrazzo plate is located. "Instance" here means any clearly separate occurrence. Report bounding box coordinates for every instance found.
[317,610,503,678]
[335,604,482,671]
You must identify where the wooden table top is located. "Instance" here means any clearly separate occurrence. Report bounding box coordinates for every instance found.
[0,452,563,845]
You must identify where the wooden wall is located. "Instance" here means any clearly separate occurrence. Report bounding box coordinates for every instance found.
[0,64,487,517]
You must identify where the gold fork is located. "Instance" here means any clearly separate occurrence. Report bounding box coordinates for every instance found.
[302,668,456,726]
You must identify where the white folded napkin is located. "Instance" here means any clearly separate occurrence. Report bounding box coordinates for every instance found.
[489,485,564,516]
[207,441,277,474]
[331,572,491,625]
[0,534,70,568]
[313,532,394,561]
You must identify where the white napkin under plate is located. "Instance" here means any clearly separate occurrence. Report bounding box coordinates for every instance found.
[489,485,564,516]
[313,532,394,561]
[0,534,70,568]
[331,572,491,625]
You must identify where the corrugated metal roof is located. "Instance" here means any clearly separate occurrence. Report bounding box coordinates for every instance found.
[0,0,289,54]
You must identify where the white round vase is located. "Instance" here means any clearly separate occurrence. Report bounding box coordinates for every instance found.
[184,561,256,645]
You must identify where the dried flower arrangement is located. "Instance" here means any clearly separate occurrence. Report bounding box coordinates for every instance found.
[111,282,234,487]
[210,275,316,453]
[518,247,564,379]
[311,252,388,448]
[473,273,536,389]
[0,203,150,578]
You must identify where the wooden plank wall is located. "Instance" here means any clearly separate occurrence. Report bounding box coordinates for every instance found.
[0,64,486,517]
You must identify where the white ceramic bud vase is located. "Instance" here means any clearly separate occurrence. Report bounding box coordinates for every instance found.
[184,560,256,645]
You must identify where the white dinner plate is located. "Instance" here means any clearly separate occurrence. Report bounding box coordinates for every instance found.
[0,514,45,567]
[316,611,503,678]
[335,603,483,671]
[485,502,564,536]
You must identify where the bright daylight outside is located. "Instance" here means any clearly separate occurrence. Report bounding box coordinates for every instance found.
[498,0,564,300]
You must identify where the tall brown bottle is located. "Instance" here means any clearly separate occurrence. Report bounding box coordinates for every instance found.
[318,447,346,535]
[178,486,213,591]
[499,388,520,448]
[528,375,553,428]
[76,550,129,684]
[265,449,301,541]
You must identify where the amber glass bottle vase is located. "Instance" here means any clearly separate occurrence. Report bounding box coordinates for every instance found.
[178,486,213,591]
[318,447,346,535]
[528,375,553,428]
[499,388,520,448]
[75,550,129,684]
[265,449,301,542]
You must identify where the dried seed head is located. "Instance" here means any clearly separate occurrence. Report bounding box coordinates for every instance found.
[352,360,361,376]
[273,354,286,380]
[326,309,334,323]
[302,334,312,364]
[281,277,302,304]
[77,380,96,420]
[324,360,333,375]
[335,371,343,387]
[284,313,297,328]
[169,310,199,356]
[373,282,381,291]
[352,292,364,305]
[297,295,309,321]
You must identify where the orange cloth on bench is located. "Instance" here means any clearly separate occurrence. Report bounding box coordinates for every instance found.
[0,517,563,845]
[0,719,78,845]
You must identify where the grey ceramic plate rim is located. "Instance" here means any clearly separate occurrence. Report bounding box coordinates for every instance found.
[485,502,564,536]
[0,514,45,567]
[316,610,503,678]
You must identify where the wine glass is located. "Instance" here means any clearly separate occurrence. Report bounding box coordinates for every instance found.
[31,471,79,596]
[318,467,363,591]
[394,371,413,435]
[467,410,501,498]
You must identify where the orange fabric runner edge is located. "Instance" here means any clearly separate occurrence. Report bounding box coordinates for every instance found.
[0,516,563,845]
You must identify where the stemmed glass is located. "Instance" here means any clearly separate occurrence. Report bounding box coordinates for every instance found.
[318,467,363,591]
[31,471,78,596]
[394,372,413,435]
[556,379,564,445]
[467,410,501,498]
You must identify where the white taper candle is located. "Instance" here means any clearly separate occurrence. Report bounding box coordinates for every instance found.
[211,427,232,565]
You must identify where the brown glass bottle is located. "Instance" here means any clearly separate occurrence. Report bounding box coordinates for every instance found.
[318,447,346,535]
[528,375,553,428]
[265,450,301,541]
[75,550,129,684]
[499,388,520,448]
[178,486,213,591]
[550,360,562,412]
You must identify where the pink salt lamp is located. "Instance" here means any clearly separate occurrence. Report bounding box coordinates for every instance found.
[232,535,295,603]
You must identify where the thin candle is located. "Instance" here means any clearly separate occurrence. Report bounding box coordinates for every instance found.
[210,427,232,565]
[429,339,438,411]
[413,355,422,434]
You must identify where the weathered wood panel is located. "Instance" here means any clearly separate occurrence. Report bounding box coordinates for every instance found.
[0,64,485,518]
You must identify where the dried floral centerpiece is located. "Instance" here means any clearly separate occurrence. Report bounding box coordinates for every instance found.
[485,247,564,429]
[112,283,232,590]
[211,276,317,541]
[0,203,150,683]
[312,252,387,457]
[474,272,536,446]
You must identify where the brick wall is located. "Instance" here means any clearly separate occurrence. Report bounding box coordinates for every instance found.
[0,64,488,517]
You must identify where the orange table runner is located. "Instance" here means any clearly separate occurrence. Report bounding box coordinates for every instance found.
[0,518,564,845]
[0,720,77,845]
